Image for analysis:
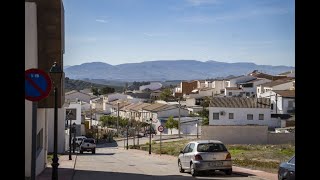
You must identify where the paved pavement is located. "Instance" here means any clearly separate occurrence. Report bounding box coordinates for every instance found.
[37,143,277,180]
[36,154,77,180]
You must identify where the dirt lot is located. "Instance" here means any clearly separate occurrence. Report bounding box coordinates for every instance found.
[136,139,295,173]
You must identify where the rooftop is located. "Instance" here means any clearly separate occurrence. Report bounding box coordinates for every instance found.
[209,97,270,108]
[273,90,295,98]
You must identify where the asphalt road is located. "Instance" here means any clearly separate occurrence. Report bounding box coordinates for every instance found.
[73,141,266,180]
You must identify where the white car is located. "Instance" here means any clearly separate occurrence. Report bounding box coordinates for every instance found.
[72,136,87,146]
[80,138,96,154]
[178,140,232,176]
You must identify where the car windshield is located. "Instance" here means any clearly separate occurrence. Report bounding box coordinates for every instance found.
[83,139,95,143]
[197,143,227,152]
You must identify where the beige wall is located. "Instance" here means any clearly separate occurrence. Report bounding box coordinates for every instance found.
[201,125,294,144]
[268,133,295,144]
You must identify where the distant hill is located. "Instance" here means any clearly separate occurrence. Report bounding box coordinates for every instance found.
[65,77,123,92]
[64,60,294,81]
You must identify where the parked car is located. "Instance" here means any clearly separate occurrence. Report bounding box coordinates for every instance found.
[80,138,96,154]
[72,136,87,146]
[178,140,232,176]
[278,155,295,180]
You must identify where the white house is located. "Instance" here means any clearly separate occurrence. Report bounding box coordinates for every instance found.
[65,90,96,103]
[224,87,245,97]
[238,78,272,96]
[25,0,65,178]
[211,80,229,95]
[227,75,257,87]
[208,97,280,128]
[257,79,295,98]
[260,90,295,115]
[196,80,206,88]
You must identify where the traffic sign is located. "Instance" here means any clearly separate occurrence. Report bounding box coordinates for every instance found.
[158,125,164,132]
[25,69,52,102]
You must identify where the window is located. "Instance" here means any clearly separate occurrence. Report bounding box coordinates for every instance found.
[197,143,227,152]
[288,156,295,165]
[188,143,195,153]
[247,114,253,120]
[271,104,274,110]
[288,101,294,108]
[257,88,260,93]
[246,92,250,96]
[228,92,232,96]
[183,144,190,153]
[259,114,264,120]
[36,129,43,156]
[213,113,219,120]
[229,113,234,119]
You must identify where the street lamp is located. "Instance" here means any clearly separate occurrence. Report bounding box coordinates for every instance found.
[72,122,76,153]
[149,118,152,155]
[67,110,74,160]
[117,102,120,136]
[49,62,62,180]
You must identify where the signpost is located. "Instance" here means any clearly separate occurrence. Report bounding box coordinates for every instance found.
[158,125,164,156]
[25,69,52,180]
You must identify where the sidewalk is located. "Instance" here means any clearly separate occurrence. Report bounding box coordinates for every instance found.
[36,154,77,180]
[232,166,278,180]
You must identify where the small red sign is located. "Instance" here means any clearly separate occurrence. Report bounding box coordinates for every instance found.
[158,125,164,132]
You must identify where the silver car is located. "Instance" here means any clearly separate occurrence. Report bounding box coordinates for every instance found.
[178,140,232,176]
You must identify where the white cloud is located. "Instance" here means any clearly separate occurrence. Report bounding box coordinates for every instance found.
[95,19,108,23]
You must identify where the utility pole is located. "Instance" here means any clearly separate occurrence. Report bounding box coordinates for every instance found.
[178,98,181,138]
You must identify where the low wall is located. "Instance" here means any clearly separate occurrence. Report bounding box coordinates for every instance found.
[201,125,294,144]
[268,132,295,144]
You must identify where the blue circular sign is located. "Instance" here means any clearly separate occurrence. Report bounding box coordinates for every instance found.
[25,69,52,102]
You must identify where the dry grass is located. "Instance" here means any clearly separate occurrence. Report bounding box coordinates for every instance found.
[138,140,295,173]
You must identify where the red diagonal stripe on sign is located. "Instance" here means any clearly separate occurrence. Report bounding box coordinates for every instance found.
[25,75,46,96]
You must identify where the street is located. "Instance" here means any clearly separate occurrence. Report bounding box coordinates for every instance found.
[73,141,268,180]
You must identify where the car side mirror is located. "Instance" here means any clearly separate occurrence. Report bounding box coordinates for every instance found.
[180,150,184,154]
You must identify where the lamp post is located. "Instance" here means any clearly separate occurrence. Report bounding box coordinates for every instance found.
[72,122,76,153]
[126,125,129,150]
[149,118,152,155]
[117,102,120,136]
[67,110,74,160]
[49,62,62,180]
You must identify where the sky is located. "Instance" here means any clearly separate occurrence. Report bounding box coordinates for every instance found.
[63,0,295,67]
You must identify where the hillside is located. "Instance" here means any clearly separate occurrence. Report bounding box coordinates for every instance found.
[64,77,123,92]
[64,60,294,81]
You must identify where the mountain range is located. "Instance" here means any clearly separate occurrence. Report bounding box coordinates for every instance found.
[64,60,294,81]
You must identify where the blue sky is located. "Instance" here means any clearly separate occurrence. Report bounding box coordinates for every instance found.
[63,0,295,67]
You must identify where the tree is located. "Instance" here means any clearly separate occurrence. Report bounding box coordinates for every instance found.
[91,87,100,96]
[100,86,115,95]
[160,88,173,101]
[165,116,178,134]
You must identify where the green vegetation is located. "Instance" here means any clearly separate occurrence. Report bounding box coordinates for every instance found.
[159,88,174,101]
[138,139,295,173]
[164,116,179,134]
[65,77,119,93]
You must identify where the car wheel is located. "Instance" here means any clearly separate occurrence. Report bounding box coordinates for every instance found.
[190,163,198,176]
[178,160,184,173]
[224,169,232,175]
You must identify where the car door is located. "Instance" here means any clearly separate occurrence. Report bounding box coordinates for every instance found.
[184,143,195,169]
[286,156,295,180]
[181,144,190,168]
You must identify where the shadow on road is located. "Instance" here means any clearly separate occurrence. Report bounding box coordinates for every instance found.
[96,142,119,148]
[73,169,256,180]
[78,153,115,156]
